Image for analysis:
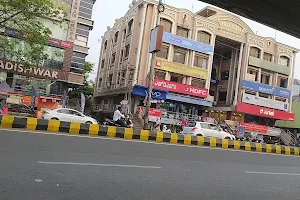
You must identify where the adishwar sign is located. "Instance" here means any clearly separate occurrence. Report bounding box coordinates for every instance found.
[0,59,68,81]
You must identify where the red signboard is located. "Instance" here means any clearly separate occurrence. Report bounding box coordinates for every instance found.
[240,122,268,133]
[236,102,295,121]
[152,78,208,98]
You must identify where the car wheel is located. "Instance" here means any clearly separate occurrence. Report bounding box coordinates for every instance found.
[196,134,203,137]
[225,136,231,140]
[86,121,92,124]
[51,118,59,120]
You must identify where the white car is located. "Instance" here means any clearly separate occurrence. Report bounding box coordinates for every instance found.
[182,122,235,140]
[41,108,98,124]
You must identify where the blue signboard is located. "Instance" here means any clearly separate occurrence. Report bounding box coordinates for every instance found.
[162,32,214,55]
[241,80,291,98]
[132,85,167,100]
[166,93,213,107]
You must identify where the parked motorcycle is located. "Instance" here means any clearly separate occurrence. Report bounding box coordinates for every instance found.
[102,115,133,128]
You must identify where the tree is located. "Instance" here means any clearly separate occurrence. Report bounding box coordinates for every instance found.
[68,62,95,100]
[0,0,62,65]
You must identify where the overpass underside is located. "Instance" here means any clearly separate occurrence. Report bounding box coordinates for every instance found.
[200,0,300,38]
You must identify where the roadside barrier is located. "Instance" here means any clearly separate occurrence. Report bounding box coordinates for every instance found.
[1,115,299,156]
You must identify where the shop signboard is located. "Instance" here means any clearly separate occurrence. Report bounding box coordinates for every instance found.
[132,84,167,100]
[155,60,208,80]
[153,78,208,98]
[166,93,212,107]
[242,93,289,111]
[162,32,214,55]
[241,80,291,98]
[245,73,256,81]
[240,122,268,133]
[68,0,81,42]
[68,73,84,85]
[137,107,161,122]
[236,102,295,121]
[0,59,68,81]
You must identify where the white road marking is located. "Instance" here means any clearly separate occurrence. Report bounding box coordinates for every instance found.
[244,171,300,176]
[37,161,162,169]
[0,128,298,157]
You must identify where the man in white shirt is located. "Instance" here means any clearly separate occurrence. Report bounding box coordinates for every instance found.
[113,106,126,126]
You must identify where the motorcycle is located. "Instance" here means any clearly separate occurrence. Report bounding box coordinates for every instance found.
[102,115,133,128]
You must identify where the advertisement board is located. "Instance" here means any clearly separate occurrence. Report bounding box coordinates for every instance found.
[137,107,161,122]
[236,102,295,121]
[162,32,214,55]
[155,60,208,79]
[241,80,291,98]
[166,93,212,107]
[242,93,289,111]
[153,78,208,98]
[240,122,268,133]
[132,84,167,100]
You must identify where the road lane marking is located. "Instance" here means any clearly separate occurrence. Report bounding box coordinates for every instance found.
[244,171,300,176]
[37,161,162,169]
[0,128,298,158]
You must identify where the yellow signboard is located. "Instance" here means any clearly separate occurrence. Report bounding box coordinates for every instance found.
[155,59,208,80]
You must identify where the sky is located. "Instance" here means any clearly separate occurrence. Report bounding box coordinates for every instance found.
[86,0,300,81]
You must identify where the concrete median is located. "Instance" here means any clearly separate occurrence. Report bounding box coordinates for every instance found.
[1,115,299,156]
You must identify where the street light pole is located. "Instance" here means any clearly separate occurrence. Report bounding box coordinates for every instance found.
[143,0,164,130]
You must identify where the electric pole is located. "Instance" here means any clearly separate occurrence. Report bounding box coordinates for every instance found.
[143,0,164,130]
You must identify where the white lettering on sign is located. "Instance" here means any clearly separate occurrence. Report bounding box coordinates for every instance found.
[259,108,275,117]
[185,87,207,96]
[154,80,177,90]
[68,0,81,42]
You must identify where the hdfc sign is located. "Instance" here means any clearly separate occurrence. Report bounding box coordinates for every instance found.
[153,78,208,98]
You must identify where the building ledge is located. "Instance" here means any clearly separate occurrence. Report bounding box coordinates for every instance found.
[73,44,89,54]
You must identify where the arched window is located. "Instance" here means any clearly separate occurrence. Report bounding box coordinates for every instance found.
[197,31,211,44]
[249,47,261,58]
[279,56,290,67]
[114,31,119,43]
[160,18,172,33]
[104,40,108,50]
[127,19,134,34]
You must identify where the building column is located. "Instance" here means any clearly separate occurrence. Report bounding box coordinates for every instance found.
[233,43,244,106]
[205,34,216,90]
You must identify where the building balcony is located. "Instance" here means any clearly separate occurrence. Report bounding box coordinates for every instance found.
[93,104,116,113]
[249,56,290,76]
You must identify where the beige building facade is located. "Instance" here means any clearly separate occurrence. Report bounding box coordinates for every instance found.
[94,0,298,128]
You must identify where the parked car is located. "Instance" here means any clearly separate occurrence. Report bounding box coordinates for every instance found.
[41,108,98,124]
[182,122,235,140]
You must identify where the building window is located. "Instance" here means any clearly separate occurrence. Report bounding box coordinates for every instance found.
[191,78,205,88]
[114,31,119,43]
[173,47,186,64]
[250,47,261,58]
[160,18,172,33]
[111,53,116,64]
[101,59,105,69]
[218,91,227,102]
[197,31,211,44]
[194,53,208,69]
[127,19,134,34]
[156,44,169,59]
[170,73,183,83]
[221,71,229,80]
[123,29,126,40]
[176,26,189,38]
[279,56,290,67]
[275,97,287,102]
[247,67,259,81]
[120,50,124,63]
[263,52,272,62]
[277,76,288,88]
[261,71,271,84]
[259,93,270,98]
[245,90,256,95]
[154,70,166,80]
[104,41,107,51]
[125,45,130,58]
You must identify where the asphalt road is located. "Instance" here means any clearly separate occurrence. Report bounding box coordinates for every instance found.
[1,129,300,200]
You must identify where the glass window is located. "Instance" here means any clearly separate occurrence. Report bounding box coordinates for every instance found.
[111,53,116,64]
[279,56,290,67]
[259,93,270,98]
[173,47,186,64]
[57,109,69,114]
[261,72,270,84]
[250,47,261,58]
[156,44,169,59]
[78,11,92,19]
[277,76,288,88]
[194,53,208,69]
[79,6,92,15]
[218,91,227,102]
[221,71,229,80]
[69,110,83,116]
[114,31,119,43]
[123,29,126,40]
[125,45,130,58]
[128,19,134,34]
[176,27,189,38]
[40,19,68,41]
[191,78,205,88]
[247,67,259,81]
[104,41,107,50]
[154,70,166,80]
[170,73,183,83]
[187,122,196,127]
[80,1,94,9]
[209,124,221,131]
[160,18,172,33]
[200,123,209,129]
[197,31,211,44]
[263,52,272,62]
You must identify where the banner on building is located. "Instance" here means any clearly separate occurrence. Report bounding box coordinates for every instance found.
[80,93,85,113]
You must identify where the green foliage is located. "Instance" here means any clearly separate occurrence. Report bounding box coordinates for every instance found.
[0,0,62,65]
[68,62,95,102]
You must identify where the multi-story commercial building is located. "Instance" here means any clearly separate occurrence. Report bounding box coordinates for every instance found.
[94,0,297,129]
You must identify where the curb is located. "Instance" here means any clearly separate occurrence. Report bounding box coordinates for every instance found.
[1,115,299,156]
